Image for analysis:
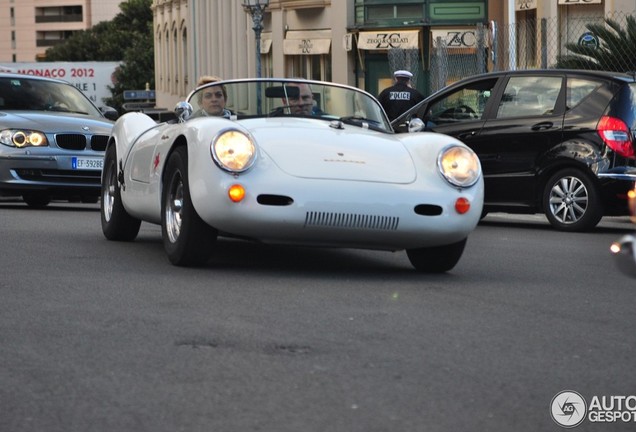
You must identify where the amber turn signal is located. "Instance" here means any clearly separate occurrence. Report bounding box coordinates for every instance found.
[228,184,246,202]
[455,197,470,214]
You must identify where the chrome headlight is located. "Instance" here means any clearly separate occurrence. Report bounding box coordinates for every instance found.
[211,130,256,172]
[438,145,481,187]
[0,129,49,148]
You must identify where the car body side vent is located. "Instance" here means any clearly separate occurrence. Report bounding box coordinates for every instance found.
[414,204,443,216]
[257,194,294,206]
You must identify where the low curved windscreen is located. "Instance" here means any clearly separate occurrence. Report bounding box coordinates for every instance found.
[188,79,391,132]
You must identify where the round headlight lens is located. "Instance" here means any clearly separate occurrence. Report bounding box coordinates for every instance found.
[28,132,47,146]
[0,129,49,148]
[212,130,256,172]
[438,145,481,187]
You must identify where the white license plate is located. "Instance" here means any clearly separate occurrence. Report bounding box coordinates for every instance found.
[72,157,103,170]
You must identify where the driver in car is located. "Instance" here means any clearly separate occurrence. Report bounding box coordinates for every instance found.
[282,82,315,115]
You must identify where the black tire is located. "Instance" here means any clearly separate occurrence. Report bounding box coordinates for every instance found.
[22,192,50,208]
[406,238,467,273]
[543,168,603,232]
[80,195,99,204]
[100,145,141,241]
[161,146,217,266]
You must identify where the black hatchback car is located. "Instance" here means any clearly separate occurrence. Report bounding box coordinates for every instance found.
[394,69,636,231]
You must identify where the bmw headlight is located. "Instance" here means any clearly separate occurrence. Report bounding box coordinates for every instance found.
[0,129,49,148]
[438,145,481,187]
[211,130,256,172]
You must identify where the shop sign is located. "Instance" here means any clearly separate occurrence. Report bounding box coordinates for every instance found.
[357,31,419,50]
[283,39,331,55]
[558,0,601,4]
[516,0,537,10]
[431,29,478,49]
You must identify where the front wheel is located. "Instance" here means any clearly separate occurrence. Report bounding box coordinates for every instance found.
[101,145,141,241]
[406,238,467,273]
[543,168,602,232]
[162,146,217,266]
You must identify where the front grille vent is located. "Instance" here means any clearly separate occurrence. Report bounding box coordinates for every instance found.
[55,134,86,150]
[90,135,108,151]
[304,211,399,231]
[15,169,101,184]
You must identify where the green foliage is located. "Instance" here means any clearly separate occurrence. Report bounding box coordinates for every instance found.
[555,16,636,72]
[43,0,154,113]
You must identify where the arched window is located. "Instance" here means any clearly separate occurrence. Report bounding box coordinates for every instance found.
[172,24,178,93]
[181,24,188,95]
[156,25,163,90]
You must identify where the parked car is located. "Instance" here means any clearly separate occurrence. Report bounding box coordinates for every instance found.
[610,183,636,277]
[101,78,484,272]
[393,69,636,231]
[0,72,117,207]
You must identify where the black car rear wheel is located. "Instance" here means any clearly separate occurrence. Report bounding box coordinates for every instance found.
[543,168,603,232]
[101,145,141,241]
[406,238,467,273]
[161,146,217,266]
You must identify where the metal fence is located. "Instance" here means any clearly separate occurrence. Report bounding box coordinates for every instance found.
[428,10,636,94]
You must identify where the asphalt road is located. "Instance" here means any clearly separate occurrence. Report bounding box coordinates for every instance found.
[1,200,635,432]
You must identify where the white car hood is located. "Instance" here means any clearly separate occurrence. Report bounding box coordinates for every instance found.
[250,119,416,183]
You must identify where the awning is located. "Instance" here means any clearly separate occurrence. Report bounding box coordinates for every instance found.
[357,30,420,50]
[515,0,537,10]
[284,30,332,55]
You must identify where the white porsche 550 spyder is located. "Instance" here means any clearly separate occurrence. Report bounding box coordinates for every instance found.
[101,78,484,272]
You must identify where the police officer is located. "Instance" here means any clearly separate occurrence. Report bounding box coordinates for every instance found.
[377,70,424,122]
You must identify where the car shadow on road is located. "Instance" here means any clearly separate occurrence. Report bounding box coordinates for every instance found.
[479,214,634,234]
[128,231,465,281]
[0,201,100,212]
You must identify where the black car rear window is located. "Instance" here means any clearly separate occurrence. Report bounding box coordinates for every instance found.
[566,78,603,110]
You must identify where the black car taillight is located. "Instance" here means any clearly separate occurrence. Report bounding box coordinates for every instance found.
[597,115,635,159]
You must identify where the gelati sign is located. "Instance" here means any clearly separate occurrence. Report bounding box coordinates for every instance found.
[357,31,420,50]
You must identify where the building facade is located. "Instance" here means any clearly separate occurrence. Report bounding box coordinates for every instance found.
[0,0,123,62]
[153,0,636,111]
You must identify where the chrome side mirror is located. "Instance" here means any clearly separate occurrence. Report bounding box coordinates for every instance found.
[175,101,193,122]
[408,117,425,133]
[611,234,636,278]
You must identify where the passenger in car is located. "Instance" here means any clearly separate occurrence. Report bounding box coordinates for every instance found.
[192,75,232,118]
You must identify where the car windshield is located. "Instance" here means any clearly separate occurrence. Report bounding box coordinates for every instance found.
[0,76,102,116]
[187,79,391,132]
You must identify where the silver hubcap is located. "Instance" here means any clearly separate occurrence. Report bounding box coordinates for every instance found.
[165,173,184,243]
[103,163,115,222]
[548,176,588,224]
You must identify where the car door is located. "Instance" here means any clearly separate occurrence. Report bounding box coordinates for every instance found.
[419,77,500,145]
[475,73,565,207]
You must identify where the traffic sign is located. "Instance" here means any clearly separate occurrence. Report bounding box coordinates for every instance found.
[123,90,156,100]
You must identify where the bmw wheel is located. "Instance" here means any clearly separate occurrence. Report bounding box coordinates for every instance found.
[101,145,141,241]
[406,238,467,273]
[543,168,602,232]
[22,192,51,208]
[162,146,217,266]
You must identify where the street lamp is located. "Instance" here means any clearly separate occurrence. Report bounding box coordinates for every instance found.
[242,0,269,79]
